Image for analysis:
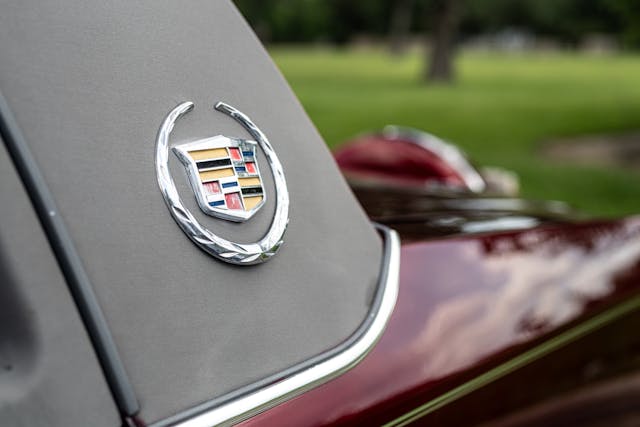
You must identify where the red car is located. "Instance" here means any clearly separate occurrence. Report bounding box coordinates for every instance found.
[1,1,638,426]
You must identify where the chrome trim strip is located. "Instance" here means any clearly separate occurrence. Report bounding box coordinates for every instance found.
[157,224,400,427]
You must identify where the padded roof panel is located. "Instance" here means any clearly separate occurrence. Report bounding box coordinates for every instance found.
[0,0,382,423]
[0,142,120,427]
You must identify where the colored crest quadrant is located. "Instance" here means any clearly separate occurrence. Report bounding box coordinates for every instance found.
[173,136,265,222]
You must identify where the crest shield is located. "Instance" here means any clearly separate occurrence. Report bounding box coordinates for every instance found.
[173,135,265,222]
[156,101,288,265]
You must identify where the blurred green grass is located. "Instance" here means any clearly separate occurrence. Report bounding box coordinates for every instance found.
[271,48,640,217]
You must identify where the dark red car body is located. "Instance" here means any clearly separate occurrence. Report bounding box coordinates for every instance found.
[3,2,639,425]
[242,219,640,426]
[239,133,640,426]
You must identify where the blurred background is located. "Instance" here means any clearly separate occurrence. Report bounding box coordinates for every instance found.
[234,0,640,217]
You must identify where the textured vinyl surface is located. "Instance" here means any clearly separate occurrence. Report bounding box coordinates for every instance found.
[0,0,382,423]
[0,142,120,427]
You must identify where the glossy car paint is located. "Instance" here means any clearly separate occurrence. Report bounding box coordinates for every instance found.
[241,219,640,426]
[348,186,575,241]
[334,130,575,241]
[334,135,467,189]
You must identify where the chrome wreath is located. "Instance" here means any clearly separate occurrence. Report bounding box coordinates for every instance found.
[155,101,289,265]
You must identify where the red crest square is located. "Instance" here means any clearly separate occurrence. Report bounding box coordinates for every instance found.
[245,162,257,174]
[204,181,221,195]
[229,147,242,161]
[225,192,243,210]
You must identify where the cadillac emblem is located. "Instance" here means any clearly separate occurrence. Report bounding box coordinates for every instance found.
[173,136,265,222]
[155,101,289,265]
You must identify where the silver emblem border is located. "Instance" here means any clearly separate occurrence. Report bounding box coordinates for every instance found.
[172,136,266,222]
[155,101,289,265]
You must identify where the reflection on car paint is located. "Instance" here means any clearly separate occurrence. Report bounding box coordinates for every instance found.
[241,219,640,426]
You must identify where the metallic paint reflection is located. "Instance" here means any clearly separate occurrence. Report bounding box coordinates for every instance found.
[241,219,640,426]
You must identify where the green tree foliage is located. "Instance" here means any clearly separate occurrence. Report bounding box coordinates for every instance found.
[605,0,640,48]
[464,0,621,45]
[234,0,331,42]
[234,0,640,49]
[235,0,398,44]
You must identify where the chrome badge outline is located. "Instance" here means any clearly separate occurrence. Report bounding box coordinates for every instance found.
[156,101,289,265]
[173,136,266,222]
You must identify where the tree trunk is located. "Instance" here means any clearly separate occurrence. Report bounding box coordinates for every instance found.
[389,0,413,56]
[426,0,463,83]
